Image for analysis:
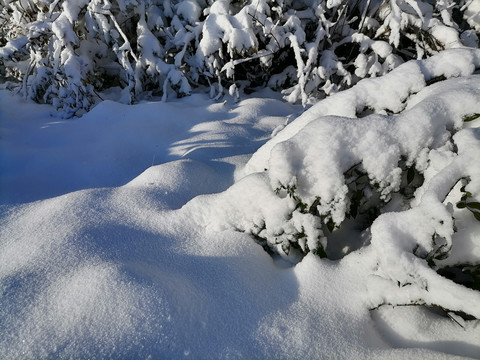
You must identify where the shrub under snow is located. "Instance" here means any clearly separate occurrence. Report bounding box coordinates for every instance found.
[202,48,480,318]
[1,0,480,116]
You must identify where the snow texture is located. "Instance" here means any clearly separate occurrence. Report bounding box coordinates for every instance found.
[1,50,480,359]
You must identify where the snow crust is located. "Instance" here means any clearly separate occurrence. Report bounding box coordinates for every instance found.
[1,51,480,358]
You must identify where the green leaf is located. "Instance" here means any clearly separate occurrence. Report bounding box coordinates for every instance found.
[472,279,480,291]
[350,202,358,219]
[327,219,335,233]
[473,211,480,222]
[463,113,480,122]
[466,202,480,211]
[313,244,327,258]
[295,201,307,212]
[308,197,320,214]
[407,167,415,184]
[456,202,466,209]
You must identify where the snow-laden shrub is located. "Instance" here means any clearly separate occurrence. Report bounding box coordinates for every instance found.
[0,0,195,116]
[195,0,480,104]
[1,0,479,116]
[236,48,480,254]
[204,48,480,318]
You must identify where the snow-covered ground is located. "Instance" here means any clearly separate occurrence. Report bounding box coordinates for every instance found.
[1,51,480,359]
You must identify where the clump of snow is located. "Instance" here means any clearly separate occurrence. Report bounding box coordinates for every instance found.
[0,37,29,59]
[204,49,480,316]
[465,0,480,32]
[62,0,89,22]
[176,0,202,25]
[246,48,480,175]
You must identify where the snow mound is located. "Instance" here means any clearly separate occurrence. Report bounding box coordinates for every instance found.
[125,159,231,209]
[201,49,480,318]
[2,185,475,358]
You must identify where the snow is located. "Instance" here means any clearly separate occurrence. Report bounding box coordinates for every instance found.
[176,0,202,25]
[62,0,89,23]
[465,0,480,32]
[246,48,480,175]
[1,51,480,358]
[52,13,78,45]
[0,37,29,59]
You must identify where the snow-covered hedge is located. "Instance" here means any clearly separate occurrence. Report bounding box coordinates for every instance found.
[1,0,479,116]
[203,48,480,318]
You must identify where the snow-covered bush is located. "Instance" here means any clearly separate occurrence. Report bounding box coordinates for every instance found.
[1,0,479,116]
[228,48,480,255]
[0,0,195,116]
[195,0,480,104]
[204,48,480,318]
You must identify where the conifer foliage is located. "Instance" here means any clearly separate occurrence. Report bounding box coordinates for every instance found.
[1,0,479,116]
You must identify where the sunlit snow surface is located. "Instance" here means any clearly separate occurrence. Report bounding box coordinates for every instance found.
[1,56,480,358]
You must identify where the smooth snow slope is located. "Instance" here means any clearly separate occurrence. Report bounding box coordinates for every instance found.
[1,83,479,357]
[0,90,297,204]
